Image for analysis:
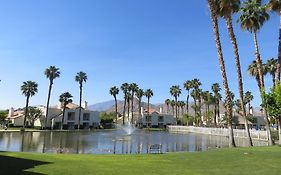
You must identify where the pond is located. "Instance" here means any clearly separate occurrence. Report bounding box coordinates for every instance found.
[0,129,268,154]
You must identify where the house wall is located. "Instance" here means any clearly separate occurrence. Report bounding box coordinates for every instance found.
[13,117,24,127]
[138,113,176,128]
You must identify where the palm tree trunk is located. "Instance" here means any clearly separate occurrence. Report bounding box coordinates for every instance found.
[23,95,30,129]
[123,97,126,125]
[254,31,273,145]
[138,98,142,118]
[147,98,150,115]
[175,97,178,124]
[214,103,217,127]
[167,104,169,114]
[217,100,220,124]
[226,16,253,146]
[208,0,235,147]
[127,98,130,124]
[198,98,202,126]
[45,81,53,130]
[248,103,251,116]
[186,92,189,115]
[78,85,82,130]
[61,105,66,130]
[131,95,134,125]
[114,97,118,123]
[276,13,281,82]
[278,117,281,145]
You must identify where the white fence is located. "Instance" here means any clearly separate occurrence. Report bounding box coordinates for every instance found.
[167,126,268,141]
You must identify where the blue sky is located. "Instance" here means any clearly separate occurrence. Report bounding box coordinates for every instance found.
[0,0,279,109]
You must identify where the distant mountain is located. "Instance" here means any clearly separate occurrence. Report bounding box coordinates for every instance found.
[88,100,120,112]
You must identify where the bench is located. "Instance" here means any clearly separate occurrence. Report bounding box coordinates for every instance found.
[149,144,162,154]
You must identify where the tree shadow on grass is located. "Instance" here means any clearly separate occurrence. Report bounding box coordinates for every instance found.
[0,154,50,175]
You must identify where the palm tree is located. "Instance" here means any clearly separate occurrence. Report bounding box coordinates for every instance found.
[59,92,73,130]
[179,101,185,118]
[211,83,221,126]
[145,89,153,115]
[129,83,139,124]
[238,0,272,145]
[136,89,144,118]
[121,83,129,125]
[170,85,182,122]
[165,99,171,114]
[248,60,266,90]
[170,100,176,116]
[21,81,38,128]
[110,86,119,122]
[265,58,278,87]
[44,66,60,129]
[216,0,252,146]
[184,80,193,115]
[244,91,254,115]
[268,0,281,81]
[75,71,87,129]
[208,0,235,147]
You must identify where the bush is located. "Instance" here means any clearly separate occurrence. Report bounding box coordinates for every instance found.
[20,128,25,132]
[100,112,115,124]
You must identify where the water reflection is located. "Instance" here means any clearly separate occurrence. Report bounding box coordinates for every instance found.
[0,130,268,154]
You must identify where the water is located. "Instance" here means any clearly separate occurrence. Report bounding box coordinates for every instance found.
[0,130,268,154]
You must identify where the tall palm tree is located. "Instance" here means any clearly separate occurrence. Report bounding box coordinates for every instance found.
[75,71,87,129]
[21,81,38,128]
[268,0,281,81]
[165,99,171,114]
[211,83,221,126]
[208,0,235,147]
[244,91,254,115]
[110,86,119,123]
[216,0,252,146]
[170,85,182,122]
[238,0,272,145]
[265,58,278,87]
[59,92,73,130]
[44,66,60,129]
[129,83,139,124]
[144,89,153,115]
[121,83,129,125]
[136,88,144,118]
[184,80,193,115]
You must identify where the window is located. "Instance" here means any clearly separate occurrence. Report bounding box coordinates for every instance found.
[83,113,90,121]
[67,112,75,120]
[158,116,164,122]
[146,116,151,122]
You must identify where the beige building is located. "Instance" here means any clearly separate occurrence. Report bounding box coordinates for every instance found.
[137,108,176,128]
[6,101,100,130]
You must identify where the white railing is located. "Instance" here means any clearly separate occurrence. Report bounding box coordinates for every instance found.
[167,126,268,141]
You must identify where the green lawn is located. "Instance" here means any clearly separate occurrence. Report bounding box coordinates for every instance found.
[0,146,280,175]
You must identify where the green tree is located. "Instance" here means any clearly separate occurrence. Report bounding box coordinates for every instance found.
[44,66,60,129]
[59,92,73,130]
[244,91,254,116]
[265,58,278,87]
[21,81,38,129]
[165,99,171,114]
[136,89,144,119]
[129,83,139,124]
[238,0,272,145]
[27,107,43,128]
[170,85,182,122]
[0,110,8,123]
[268,0,281,81]
[75,71,87,129]
[262,82,281,145]
[145,89,153,115]
[208,0,235,147]
[121,83,129,125]
[184,80,193,115]
[211,83,221,127]
[109,86,119,122]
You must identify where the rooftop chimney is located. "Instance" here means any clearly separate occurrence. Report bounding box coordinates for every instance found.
[82,101,88,110]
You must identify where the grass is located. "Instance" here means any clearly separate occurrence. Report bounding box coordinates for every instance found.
[0,146,281,175]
